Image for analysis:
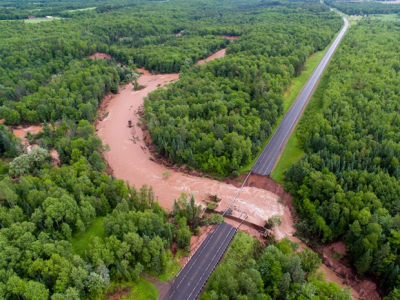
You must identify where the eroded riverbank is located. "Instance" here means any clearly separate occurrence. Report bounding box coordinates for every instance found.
[95,70,287,235]
[95,51,367,298]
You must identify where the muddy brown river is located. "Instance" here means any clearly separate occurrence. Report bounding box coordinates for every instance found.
[5,49,364,297]
[95,51,372,298]
[96,56,295,239]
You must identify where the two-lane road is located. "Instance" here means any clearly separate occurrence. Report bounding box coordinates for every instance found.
[252,16,349,176]
[162,14,349,300]
[163,223,237,300]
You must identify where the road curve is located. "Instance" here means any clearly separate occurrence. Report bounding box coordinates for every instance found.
[252,16,349,176]
[163,223,237,300]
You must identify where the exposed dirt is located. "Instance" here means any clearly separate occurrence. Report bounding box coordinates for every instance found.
[94,93,116,127]
[94,50,374,298]
[50,149,60,167]
[234,174,382,299]
[145,274,172,300]
[225,173,296,240]
[196,49,226,65]
[95,64,288,242]
[10,124,60,166]
[224,218,266,243]
[88,52,112,60]
[320,241,381,300]
[217,35,240,41]
[12,124,43,145]
[179,225,216,266]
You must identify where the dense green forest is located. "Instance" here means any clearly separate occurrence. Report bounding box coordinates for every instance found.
[0,5,226,122]
[0,124,21,157]
[0,0,359,298]
[326,0,400,15]
[284,20,400,298]
[144,5,342,176]
[201,233,352,299]
[0,0,147,20]
[0,118,212,298]
[1,0,282,123]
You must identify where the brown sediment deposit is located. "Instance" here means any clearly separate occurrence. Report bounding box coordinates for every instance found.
[95,51,369,297]
[217,35,240,41]
[225,173,296,240]
[224,218,266,243]
[320,241,381,300]
[95,93,116,127]
[12,125,43,144]
[96,72,287,238]
[50,149,60,167]
[196,49,226,65]
[10,124,60,166]
[96,56,291,244]
[178,225,216,266]
[227,173,381,299]
[88,52,112,60]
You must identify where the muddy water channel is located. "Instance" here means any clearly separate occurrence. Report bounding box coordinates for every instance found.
[196,49,226,66]
[96,54,295,239]
[95,50,375,298]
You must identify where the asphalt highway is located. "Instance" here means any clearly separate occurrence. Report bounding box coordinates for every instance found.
[163,223,237,300]
[252,16,350,176]
[162,15,349,300]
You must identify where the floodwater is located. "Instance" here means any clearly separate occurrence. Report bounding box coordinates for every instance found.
[96,55,292,239]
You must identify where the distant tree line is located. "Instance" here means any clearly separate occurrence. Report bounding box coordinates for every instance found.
[325,0,400,15]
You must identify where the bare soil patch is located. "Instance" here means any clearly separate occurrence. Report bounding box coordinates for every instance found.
[179,225,216,266]
[217,35,240,41]
[95,63,286,238]
[320,242,381,300]
[196,49,226,65]
[227,173,381,299]
[12,124,43,145]
[88,52,112,60]
[95,50,372,298]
